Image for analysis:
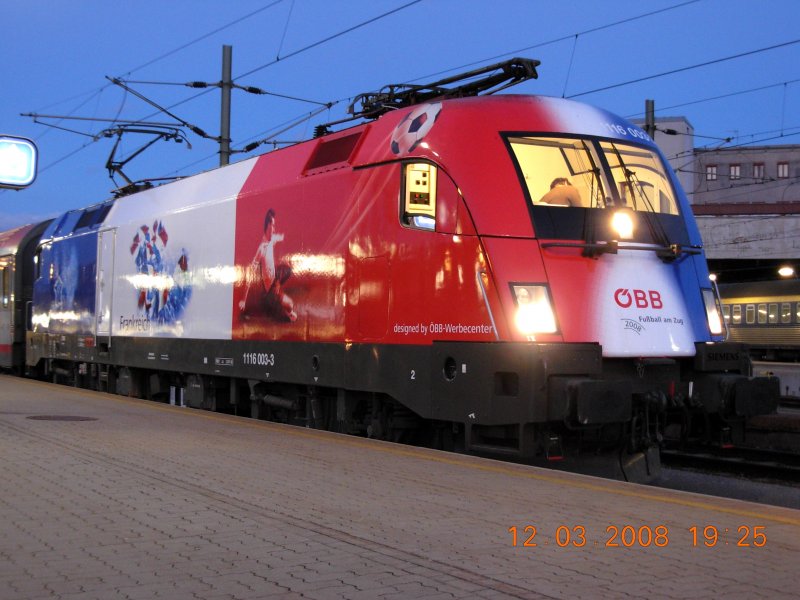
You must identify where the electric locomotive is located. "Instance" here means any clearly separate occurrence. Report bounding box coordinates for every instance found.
[18,59,779,480]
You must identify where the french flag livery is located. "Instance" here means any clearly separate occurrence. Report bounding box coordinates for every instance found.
[20,79,778,479]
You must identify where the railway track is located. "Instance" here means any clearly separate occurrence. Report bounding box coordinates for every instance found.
[780,396,800,410]
[661,445,800,483]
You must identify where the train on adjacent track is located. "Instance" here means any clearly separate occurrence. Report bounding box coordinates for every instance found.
[718,279,800,398]
[719,279,800,361]
[0,60,779,481]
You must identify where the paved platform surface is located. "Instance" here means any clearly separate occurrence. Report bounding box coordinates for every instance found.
[1,375,799,599]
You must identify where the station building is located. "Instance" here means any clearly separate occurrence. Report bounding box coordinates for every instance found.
[642,116,800,283]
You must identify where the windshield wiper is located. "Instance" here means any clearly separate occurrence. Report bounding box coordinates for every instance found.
[606,143,671,242]
[542,239,703,261]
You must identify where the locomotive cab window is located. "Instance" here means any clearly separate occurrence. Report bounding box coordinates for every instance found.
[506,135,686,245]
[402,162,437,230]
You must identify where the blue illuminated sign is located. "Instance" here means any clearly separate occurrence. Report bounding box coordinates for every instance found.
[0,135,38,189]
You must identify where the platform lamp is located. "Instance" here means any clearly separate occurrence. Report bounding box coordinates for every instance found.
[778,265,795,278]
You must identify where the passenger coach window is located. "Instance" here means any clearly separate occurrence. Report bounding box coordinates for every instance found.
[781,302,791,324]
[768,303,779,324]
[757,303,767,325]
[1,263,8,308]
[731,304,741,325]
[745,304,755,325]
[402,162,437,230]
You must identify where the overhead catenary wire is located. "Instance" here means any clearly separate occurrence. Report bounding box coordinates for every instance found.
[17,0,712,180]
[275,0,296,60]
[408,0,701,84]
[14,1,799,209]
[234,0,423,82]
[31,0,420,190]
[19,1,289,180]
[120,78,330,107]
[626,78,800,118]
[116,0,424,136]
[566,38,800,99]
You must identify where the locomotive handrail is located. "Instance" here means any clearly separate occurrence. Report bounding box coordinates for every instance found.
[710,278,730,341]
[476,270,500,341]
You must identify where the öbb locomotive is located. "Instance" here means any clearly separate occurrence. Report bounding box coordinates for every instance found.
[2,60,779,479]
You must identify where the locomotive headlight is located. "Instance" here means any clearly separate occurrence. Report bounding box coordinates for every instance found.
[701,288,723,336]
[611,209,634,240]
[512,284,557,335]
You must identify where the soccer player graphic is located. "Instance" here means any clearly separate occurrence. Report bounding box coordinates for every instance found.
[238,208,297,322]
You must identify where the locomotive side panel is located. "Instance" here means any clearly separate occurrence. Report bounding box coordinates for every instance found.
[104,158,257,341]
[232,159,358,342]
[110,199,234,340]
[31,231,98,336]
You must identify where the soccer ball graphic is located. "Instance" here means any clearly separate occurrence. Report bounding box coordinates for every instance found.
[390,102,442,155]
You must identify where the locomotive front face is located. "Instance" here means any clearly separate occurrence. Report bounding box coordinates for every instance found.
[384,95,724,357]
[504,133,724,356]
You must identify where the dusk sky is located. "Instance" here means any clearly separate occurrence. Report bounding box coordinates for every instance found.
[2,0,799,228]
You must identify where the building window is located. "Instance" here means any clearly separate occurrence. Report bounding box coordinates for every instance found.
[753,163,765,180]
[706,164,717,181]
[778,162,789,179]
[729,164,740,180]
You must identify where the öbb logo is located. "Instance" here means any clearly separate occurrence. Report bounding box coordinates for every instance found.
[614,288,663,309]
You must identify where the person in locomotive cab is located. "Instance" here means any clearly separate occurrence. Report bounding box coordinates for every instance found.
[539,177,580,207]
[238,208,297,322]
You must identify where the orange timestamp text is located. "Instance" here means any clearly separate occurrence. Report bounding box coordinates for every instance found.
[508,524,767,548]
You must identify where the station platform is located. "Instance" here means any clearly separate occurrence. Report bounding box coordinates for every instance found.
[1,375,798,599]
